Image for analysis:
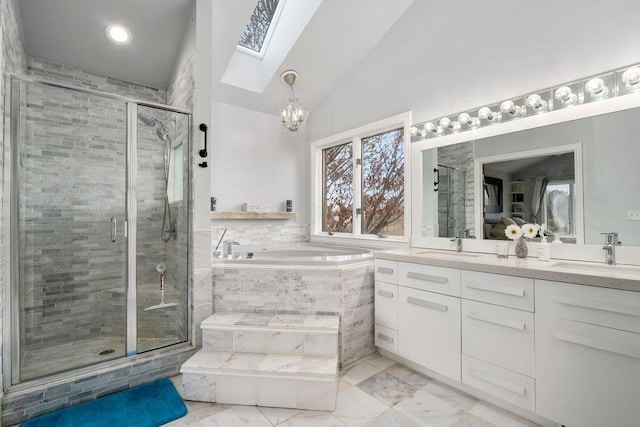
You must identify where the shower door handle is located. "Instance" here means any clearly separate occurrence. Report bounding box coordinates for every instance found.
[111,217,117,242]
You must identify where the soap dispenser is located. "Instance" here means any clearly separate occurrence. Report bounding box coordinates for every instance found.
[538,234,550,261]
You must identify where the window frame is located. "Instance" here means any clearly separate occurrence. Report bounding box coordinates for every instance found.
[310,112,412,246]
[236,0,286,60]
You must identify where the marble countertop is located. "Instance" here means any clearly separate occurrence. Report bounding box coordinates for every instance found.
[373,248,640,292]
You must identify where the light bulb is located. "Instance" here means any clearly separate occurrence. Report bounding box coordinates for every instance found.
[423,122,442,135]
[554,86,577,105]
[622,67,640,87]
[478,107,497,121]
[439,117,452,128]
[525,94,548,112]
[458,113,478,128]
[410,126,419,136]
[585,78,609,98]
[500,101,522,117]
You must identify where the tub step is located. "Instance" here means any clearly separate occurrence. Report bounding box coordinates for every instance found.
[201,313,340,356]
[180,350,338,410]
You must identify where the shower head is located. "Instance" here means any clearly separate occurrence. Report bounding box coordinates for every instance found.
[156,125,170,142]
[156,263,167,273]
[137,112,158,127]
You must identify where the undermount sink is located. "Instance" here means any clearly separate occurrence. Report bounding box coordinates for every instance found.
[549,261,640,275]
[419,250,482,258]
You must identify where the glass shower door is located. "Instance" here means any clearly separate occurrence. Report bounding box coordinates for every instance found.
[16,81,128,382]
[437,165,467,238]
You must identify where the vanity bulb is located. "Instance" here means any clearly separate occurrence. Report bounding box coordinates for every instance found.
[438,117,460,131]
[585,78,609,98]
[410,126,419,137]
[500,100,522,117]
[423,122,442,135]
[458,113,478,128]
[525,94,548,112]
[554,86,578,106]
[478,107,498,121]
[622,67,640,87]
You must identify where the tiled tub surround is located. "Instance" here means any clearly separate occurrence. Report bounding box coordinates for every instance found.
[213,261,375,367]
[373,247,640,427]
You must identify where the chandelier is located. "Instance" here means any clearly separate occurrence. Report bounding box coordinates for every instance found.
[280,70,308,132]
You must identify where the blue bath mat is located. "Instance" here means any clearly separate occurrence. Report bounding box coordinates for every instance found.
[22,378,187,427]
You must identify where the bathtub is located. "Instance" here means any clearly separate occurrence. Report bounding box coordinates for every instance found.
[212,243,376,366]
[214,243,373,266]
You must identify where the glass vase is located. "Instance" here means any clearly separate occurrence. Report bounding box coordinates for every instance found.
[515,236,528,258]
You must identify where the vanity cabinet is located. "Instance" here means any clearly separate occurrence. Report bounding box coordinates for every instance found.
[535,280,640,427]
[374,260,399,353]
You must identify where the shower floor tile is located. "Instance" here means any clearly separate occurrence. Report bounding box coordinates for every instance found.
[20,336,179,381]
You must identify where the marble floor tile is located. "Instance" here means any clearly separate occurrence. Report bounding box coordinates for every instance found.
[364,409,421,427]
[341,361,382,385]
[357,372,419,406]
[468,402,538,427]
[422,381,478,411]
[280,412,346,427]
[383,363,416,379]
[393,389,466,427]
[453,413,498,427]
[401,372,432,388]
[199,405,272,427]
[362,354,396,370]
[333,386,389,419]
[258,406,302,424]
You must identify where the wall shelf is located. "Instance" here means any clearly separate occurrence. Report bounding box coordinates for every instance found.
[211,211,296,220]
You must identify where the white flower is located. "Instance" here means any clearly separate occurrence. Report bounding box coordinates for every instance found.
[522,223,540,239]
[505,224,523,240]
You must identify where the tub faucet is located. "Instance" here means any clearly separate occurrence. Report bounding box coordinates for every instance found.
[223,240,240,258]
[450,229,464,252]
[601,232,620,265]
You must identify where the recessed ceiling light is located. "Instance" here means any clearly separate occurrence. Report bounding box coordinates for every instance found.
[105,24,132,45]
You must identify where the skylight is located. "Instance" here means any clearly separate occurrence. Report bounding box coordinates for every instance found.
[238,0,282,55]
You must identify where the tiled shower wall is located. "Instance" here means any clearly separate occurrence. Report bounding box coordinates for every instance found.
[437,142,475,237]
[211,221,309,252]
[0,0,28,390]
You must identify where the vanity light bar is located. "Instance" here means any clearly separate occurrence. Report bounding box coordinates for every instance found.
[410,62,640,141]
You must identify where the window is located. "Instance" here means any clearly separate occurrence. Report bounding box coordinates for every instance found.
[543,180,575,237]
[238,0,282,56]
[312,113,411,242]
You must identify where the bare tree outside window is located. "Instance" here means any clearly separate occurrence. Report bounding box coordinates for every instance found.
[323,143,353,233]
[361,128,405,235]
[238,0,280,52]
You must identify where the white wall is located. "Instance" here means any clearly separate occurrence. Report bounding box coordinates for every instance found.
[307,0,640,141]
[211,101,308,221]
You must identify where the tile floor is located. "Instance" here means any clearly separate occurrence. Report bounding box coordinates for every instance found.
[167,354,540,427]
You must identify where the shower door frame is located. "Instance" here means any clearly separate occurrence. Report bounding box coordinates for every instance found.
[2,75,192,387]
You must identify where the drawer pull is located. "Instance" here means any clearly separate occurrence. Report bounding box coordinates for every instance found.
[377,267,394,275]
[555,296,640,318]
[467,311,526,330]
[468,368,526,395]
[554,331,640,360]
[377,333,394,343]
[466,282,525,297]
[407,296,448,312]
[406,271,448,284]
[377,289,394,298]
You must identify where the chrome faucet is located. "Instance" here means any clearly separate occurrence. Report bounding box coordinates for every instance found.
[601,232,620,265]
[223,240,240,258]
[450,229,464,252]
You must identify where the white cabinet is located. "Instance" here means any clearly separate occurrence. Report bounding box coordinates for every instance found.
[375,281,398,330]
[374,260,399,354]
[399,263,460,297]
[535,280,640,427]
[461,270,533,312]
[398,286,461,380]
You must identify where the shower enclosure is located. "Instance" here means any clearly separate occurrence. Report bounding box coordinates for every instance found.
[437,165,467,238]
[3,76,190,385]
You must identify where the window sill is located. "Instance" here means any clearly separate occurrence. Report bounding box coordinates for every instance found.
[310,234,409,250]
[211,211,296,220]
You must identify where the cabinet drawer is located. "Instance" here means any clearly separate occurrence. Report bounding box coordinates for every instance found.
[375,259,398,284]
[461,270,533,311]
[375,281,398,330]
[399,263,460,297]
[398,287,461,381]
[536,314,640,427]
[462,300,534,377]
[375,324,398,353]
[536,280,640,334]
[462,355,535,412]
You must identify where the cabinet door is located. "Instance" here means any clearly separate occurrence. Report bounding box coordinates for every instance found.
[375,259,398,284]
[375,281,398,330]
[462,300,534,377]
[461,270,533,311]
[398,287,461,381]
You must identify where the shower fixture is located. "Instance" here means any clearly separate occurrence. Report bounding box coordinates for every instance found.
[137,112,176,242]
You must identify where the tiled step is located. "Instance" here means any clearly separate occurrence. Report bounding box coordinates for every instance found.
[180,350,338,411]
[201,313,340,356]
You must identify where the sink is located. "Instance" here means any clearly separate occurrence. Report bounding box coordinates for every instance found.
[419,250,482,258]
[549,261,640,275]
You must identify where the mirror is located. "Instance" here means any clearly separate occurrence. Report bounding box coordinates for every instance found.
[418,105,640,247]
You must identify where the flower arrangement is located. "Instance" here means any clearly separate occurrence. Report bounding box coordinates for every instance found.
[505,223,541,240]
